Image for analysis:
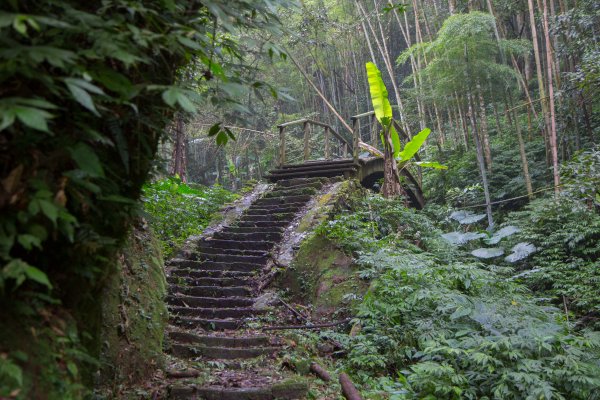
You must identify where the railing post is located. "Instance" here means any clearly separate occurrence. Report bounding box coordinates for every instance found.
[303,121,310,161]
[279,125,286,166]
[352,118,359,162]
[324,126,330,159]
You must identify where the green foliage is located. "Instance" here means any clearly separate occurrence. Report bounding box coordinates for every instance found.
[506,197,600,328]
[142,177,236,257]
[318,195,600,399]
[561,146,600,207]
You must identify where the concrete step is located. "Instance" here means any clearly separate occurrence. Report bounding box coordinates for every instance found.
[263,187,317,198]
[199,239,276,251]
[167,275,252,287]
[169,268,254,280]
[196,253,268,265]
[169,306,263,319]
[170,343,279,360]
[253,195,311,206]
[220,226,285,234]
[235,220,290,228]
[239,213,294,223]
[195,246,269,257]
[167,295,254,308]
[270,163,357,174]
[244,206,301,216]
[169,285,253,298]
[273,181,324,192]
[274,177,329,187]
[280,158,355,169]
[169,381,308,400]
[168,331,270,348]
[239,202,307,211]
[171,316,244,330]
[212,231,283,242]
[266,166,357,181]
[169,259,264,273]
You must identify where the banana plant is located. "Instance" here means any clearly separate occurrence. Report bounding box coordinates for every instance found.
[366,62,447,173]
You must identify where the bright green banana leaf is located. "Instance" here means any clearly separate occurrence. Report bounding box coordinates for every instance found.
[367,61,401,158]
[398,127,430,161]
[366,62,392,123]
[414,161,448,169]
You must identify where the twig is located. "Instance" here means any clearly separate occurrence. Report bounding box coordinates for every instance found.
[261,318,352,331]
[278,297,309,322]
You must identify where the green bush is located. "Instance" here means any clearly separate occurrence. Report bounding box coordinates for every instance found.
[506,197,600,328]
[318,195,600,399]
[142,177,236,257]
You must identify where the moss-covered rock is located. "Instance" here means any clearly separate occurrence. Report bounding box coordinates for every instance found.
[94,222,167,398]
[276,179,368,318]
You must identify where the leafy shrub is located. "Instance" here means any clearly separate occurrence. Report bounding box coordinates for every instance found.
[506,197,600,327]
[318,195,600,399]
[142,177,236,257]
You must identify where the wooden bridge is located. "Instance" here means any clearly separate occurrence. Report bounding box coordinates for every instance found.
[265,112,425,209]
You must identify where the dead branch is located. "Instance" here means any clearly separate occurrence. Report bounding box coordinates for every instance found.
[339,373,363,400]
[309,362,331,382]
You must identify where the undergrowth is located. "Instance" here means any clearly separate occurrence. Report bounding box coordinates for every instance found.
[142,177,236,258]
[319,193,600,399]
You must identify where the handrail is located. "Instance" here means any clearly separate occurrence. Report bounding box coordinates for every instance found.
[277,118,354,166]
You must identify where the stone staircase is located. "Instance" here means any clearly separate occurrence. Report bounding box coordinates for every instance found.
[266,159,358,182]
[164,177,331,400]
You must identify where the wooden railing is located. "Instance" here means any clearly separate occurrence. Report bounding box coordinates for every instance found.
[277,119,357,166]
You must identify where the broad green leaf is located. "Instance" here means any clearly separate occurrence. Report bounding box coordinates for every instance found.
[177,36,202,50]
[17,234,42,250]
[414,161,448,169]
[24,266,52,289]
[15,106,52,132]
[450,210,486,224]
[441,231,486,245]
[208,123,221,136]
[38,199,58,224]
[216,131,228,146]
[485,226,520,245]
[365,62,392,124]
[471,247,504,259]
[505,242,536,263]
[399,128,431,161]
[69,143,105,178]
[65,81,99,116]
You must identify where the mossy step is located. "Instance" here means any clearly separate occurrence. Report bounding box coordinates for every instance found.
[169,285,253,298]
[196,253,268,265]
[212,231,283,242]
[273,181,324,191]
[171,316,244,330]
[169,306,264,319]
[263,187,317,198]
[169,380,308,400]
[199,239,276,251]
[240,202,307,210]
[245,207,302,216]
[167,295,254,308]
[235,220,290,228]
[274,160,356,172]
[274,176,329,187]
[168,331,270,347]
[171,343,279,360]
[195,247,269,256]
[281,158,354,168]
[169,260,264,273]
[266,166,357,180]
[167,275,252,287]
[239,213,294,223]
[253,195,311,205]
[221,225,285,233]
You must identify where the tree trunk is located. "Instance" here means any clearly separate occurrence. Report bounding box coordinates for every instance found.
[170,113,187,182]
[541,0,561,195]
[381,125,404,199]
